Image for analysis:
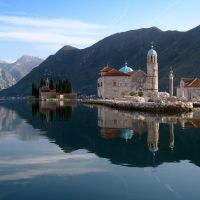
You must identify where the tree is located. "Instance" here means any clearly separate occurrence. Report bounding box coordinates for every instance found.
[31,83,39,97]
[32,83,35,96]
[49,77,54,89]
[55,84,58,93]
[66,80,72,93]
[56,79,73,94]
[58,80,62,93]
[39,78,44,87]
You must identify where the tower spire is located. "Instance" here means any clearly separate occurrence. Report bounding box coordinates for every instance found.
[169,66,174,97]
[151,41,154,49]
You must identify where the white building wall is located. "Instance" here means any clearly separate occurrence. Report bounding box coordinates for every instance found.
[97,76,132,99]
[177,87,200,100]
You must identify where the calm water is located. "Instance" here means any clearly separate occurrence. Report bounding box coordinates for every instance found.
[0,100,200,200]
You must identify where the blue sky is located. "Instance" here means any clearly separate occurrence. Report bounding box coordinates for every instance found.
[0,0,200,61]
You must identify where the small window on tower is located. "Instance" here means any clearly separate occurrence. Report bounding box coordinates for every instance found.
[113,81,117,86]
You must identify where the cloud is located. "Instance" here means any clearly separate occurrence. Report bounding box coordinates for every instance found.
[0,152,105,181]
[0,15,108,48]
[145,0,182,28]
[0,31,97,45]
[113,7,128,25]
[0,15,107,30]
[0,167,105,181]
[0,153,97,165]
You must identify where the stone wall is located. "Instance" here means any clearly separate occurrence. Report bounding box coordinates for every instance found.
[97,73,146,99]
[177,87,200,100]
[98,76,131,99]
[40,91,56,100]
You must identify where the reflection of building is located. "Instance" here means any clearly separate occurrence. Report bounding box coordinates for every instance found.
[32,101,75,122]
[120,129,134,141]
[98,106,147,136]
[97,44,158,99]
[147,121,159,154]
[97,106,185,153]
[179,110,200,128]
[177,78,200,100]
[169,123,174,150]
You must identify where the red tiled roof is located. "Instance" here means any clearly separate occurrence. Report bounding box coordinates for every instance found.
[100,66,129,76]
[100,128,121,139]
[181,77,200,88]
[100,66,114,72]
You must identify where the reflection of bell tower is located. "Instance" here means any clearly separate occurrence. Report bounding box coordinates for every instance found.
[145,42,158,96]
[169,123,175,150]
[147,121,159,154]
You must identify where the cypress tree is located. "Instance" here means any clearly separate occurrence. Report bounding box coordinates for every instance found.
[55,84,58,93]
[39,78,44,87]
[32,83,35,96]
[58,80,61,93]
[49,77,54,89]
[68,81,72,93]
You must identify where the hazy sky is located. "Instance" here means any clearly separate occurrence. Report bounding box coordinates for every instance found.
[0,0,200,61]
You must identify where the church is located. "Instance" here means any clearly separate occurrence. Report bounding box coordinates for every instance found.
[97,44,158,99]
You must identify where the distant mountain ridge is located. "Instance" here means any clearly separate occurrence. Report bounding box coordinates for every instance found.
[0,55,43,90]
[1,26,200,96]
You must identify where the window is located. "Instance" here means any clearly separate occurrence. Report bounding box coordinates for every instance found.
[113,81,117,86]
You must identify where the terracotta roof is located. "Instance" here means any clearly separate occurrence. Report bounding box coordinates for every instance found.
[100,66,114,72]
[183,119,200,128]
[100,128,121,139]
[181,77,200,88]
[100,66,129,76]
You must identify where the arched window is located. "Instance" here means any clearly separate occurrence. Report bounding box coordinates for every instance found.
[151,56,153,63]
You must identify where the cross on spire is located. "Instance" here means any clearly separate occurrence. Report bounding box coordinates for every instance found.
[170,66,173,73]
[151,41,154,49]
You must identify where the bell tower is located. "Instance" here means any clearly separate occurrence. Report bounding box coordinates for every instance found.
[145,42,158,96]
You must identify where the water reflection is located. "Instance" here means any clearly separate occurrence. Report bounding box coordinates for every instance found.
[97,106,200,160]
[32,101,74,122]
[1,101,200,167]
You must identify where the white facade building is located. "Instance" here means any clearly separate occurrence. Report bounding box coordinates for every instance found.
[177,78,200,100]
[97,44,159,99]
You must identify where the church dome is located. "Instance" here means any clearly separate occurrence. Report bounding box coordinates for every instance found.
[120,129,133,140]
[147,48,157,56]
[119,62,133,73]
[147,43,157,56]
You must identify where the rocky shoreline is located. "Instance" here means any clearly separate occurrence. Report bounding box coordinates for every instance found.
[82,99,193,113]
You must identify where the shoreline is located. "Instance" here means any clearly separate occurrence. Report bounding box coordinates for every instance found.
[82,99,193,114]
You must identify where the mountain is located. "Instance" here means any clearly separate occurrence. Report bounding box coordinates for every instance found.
[0,55,43,91]
[0,68,16,90]
[1,26,200,97]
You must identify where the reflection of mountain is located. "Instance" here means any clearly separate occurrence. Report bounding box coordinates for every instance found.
[2,101,200,167]
[0,105,40,140]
